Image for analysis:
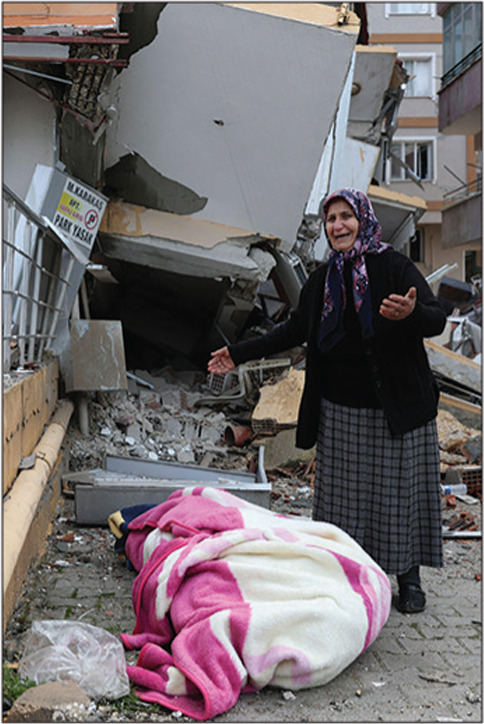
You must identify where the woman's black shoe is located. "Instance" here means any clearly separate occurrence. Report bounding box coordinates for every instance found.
[396,583,426,613]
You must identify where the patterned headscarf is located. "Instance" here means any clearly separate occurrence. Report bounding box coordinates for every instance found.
[319,188,390,353]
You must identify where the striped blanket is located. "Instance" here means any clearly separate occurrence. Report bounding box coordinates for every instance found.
[121,487,391,720]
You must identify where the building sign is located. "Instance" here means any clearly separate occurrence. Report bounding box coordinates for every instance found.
[52,177,107,247]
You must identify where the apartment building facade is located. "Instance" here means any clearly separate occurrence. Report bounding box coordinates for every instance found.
[437,2,482,284]
[366,2,480,284]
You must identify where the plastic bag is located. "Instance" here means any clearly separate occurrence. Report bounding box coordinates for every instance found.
[18,620,130,700]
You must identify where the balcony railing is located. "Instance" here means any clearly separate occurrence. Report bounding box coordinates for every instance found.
[440,43,482,90]
[443,176,482,208]
[3,184,88,373]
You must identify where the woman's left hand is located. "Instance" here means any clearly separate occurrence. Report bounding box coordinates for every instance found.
[379,286,417,321]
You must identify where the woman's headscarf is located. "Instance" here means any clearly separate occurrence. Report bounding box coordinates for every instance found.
[319,188,390,353]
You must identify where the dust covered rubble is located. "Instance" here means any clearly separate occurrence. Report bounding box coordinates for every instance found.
[68,367,256,473]
[436,408,482,471]
[66,367,482,515]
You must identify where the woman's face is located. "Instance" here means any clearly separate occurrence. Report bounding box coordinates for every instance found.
[325,199,359,252]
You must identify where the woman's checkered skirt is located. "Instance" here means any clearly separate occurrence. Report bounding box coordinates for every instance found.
[313,399,443,575]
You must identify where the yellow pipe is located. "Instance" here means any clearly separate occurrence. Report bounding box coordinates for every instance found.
[3,398,74,595]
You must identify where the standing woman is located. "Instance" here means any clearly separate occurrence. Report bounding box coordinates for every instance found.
[208,188,446,614]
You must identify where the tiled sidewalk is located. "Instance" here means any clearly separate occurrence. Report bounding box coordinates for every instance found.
[4,496,481,723]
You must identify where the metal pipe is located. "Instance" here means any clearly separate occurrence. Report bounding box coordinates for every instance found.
[5,56,128,66]
[28,232,43,362]
[4,290,65,314]
[425,263,459,285]
[18,220,32,365]
[3,399,75,608]
[3,63,73,85]
[3,33,129,45]
[4,69,108,133]
[3,202,15,372]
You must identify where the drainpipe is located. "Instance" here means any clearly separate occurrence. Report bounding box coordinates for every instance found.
[3,398,74,597]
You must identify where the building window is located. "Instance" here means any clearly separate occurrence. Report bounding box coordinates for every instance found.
[390,140,434,182]
[442,3,482,75]
[410,229,424,262]
[465,250,482,284]
[386,3,434,16]
[401,56,434,97]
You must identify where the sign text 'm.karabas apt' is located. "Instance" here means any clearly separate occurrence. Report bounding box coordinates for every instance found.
[53,179,107,247]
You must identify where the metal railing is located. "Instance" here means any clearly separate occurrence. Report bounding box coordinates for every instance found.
[3,184,88,373]
[440,43,482,90]
[443,176,482,208]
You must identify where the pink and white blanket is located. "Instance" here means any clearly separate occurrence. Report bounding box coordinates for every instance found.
[121,487,391,720]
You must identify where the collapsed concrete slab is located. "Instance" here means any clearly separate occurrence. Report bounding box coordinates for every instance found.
[425,338,482,395]
[94,4,361,357]
[104,2,359,242]
[99,199,279,281]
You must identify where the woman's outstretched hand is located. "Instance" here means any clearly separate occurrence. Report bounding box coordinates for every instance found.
[379,286,417,321]
[208,346,236,374]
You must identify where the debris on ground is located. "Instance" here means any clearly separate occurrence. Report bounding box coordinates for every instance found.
[4,680,93,723]
[3,360,482,722]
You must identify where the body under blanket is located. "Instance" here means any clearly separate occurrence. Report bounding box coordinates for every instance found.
[119,486,392,720]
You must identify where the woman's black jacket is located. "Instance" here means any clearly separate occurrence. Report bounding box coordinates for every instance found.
[228,248,447,449]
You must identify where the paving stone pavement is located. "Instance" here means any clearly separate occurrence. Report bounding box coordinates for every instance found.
[3,492,482,723]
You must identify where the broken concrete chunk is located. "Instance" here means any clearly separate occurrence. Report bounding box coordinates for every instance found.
[126,423,142,441]
[460,435,482,463]
[177,448,196,464]
[139,390,161,409]
[5,680,91,723]
[252,367,305,435]
[441,429,471,453]
[115,412,135,429]
[436,409,480,450]
[143,419,154,435]
[161,417,183,439]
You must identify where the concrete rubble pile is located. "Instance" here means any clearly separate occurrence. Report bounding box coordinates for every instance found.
[437,409,481,467]
[68,361,481,514]
[66,362,318,522]
[69,367,254,474]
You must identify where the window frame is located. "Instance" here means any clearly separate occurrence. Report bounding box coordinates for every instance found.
[399,53,437,99]
[385,3,436,18]
[388,137,437,184]
[442,3,482,75]
[409,228,425,263]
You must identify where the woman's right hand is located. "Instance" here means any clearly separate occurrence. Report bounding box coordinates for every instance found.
[207,346,236,374]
